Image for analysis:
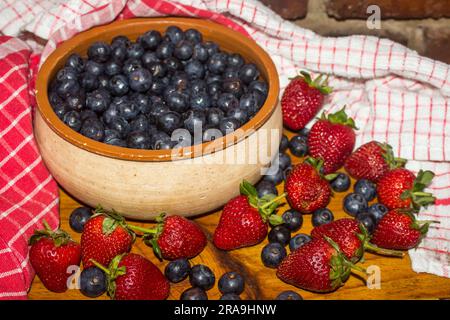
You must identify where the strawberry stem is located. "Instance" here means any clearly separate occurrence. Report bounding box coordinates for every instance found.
[90,259,111,275]
[42,219,52,232]
[127,224,158,235]
[365,243,405,257]
[346,262,368,275]
[259,192,287,210]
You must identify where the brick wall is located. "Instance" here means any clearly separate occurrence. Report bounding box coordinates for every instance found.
[261,0,450,64]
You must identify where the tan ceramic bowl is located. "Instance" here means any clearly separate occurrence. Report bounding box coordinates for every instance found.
[34,18,281,220]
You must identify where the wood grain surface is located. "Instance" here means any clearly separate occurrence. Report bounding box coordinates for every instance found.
[28,130,450,300]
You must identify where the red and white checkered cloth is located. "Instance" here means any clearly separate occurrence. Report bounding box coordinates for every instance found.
[0,0,449,299]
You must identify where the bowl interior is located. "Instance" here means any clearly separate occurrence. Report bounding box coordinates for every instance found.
[36,17,279,161]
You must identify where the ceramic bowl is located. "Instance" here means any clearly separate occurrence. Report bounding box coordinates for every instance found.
[34,17,281,220]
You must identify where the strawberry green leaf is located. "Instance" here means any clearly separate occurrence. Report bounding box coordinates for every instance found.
[268,214,284,226]
[240,180,258,198]
[324,106,358,129]
[102,216,119,236]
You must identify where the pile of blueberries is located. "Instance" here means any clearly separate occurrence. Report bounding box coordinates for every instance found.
[49,26,268,150]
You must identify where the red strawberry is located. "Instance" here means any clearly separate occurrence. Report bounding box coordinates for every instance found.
[92,253,169,300]
[130,214,207,260]
[81,208,134,268]
[213,180,285,250]
[371,209,433,250]
[276,238,364,293]
[284,157,332,214]
[311,218,404,262]
[308,107,357,174]
[344,141,406,182]
[29,221,81,293]
[377,169,435,210]
[281,71,332,131]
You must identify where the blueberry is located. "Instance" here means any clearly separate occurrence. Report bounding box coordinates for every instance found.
[289,233,312,251]
[151,131,172,150]
[80,118,105,141]
[184,28,202,44]
[217,93,239,112]
[207,82,222,101]
[239,63,260,84]
[268,225,291,246]
[126,43,144,60]
[343,193,368,217]
[49,90,64,107]
[63,111,82,132]
[128,68,152,92]
[141,51,159,68]
[139,30,162,50]
[367,203,388,223]
[171,128,192,147]
[57,79,80,98]
[147,62,167,78]
[157,111,181,134]
[202,127,222,142]
[80,109,97,122]
[312,208,334,227]
[219,117,240,134]
[80,267,106,298]
[174,40,193,60]
[190,93,211,111]
[278,153,292,170]
[150,103,171,121]
[204,41,219,56]
[66,92,86,111]
[164,258,190,283]
[130,92,152,114]
[276,291,303,300]
[108,74,129,96]
[107,116,129,139]
[220,293,241,300]
[279,134,289,153]
[85,60,104,76]
[87,41,111,63]
[239,92,259,115]
[111,35,131,48]
[298,127,310,137]
[127,131,151,149]
[261,242,286,268]
[256,180,278,198]
[289,135,308,157]
[189,264,215,290]
[102,104,120,125]
[222,78,244,98]
[185,60,205,80]
[130,114,150,132]
[189,79,207,95]
[56,67,78,82]
[192,43,209,62]
[227,53,244,70]
[156,41,175,59]
[69,207,92,233]
[150,77,169,95]
[206,108,224,127]
[354,179,377,201]
[122,58,142,75]
[118,99,139,121]
[227,107,248,125]
[248,80,268,97]
[166,91,188,113]
[111,45,127,62]
[180,287,208,300]
[282,209,303,232]
[106,138,127,147]
[80,73,98,91]
[356,212,376,234]
[183,109,206,134]
[86,89,110,113]
[97,75,109,90]
[164,57,182,73]
[223,68,239,79]
[263,167,284,185]
[218,272,244,295]
[207,52,228,74]
[65,53,85,73]
[171,72,189,90]
[165,26,185,45]
[103,129,121,143]
[330,173,351,192]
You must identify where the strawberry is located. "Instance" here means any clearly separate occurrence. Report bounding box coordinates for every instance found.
[311,218,404,262]
[308,107,357,174]
[377,168,435,210]
[281,71,332,131]
[344,141,406,182]
[371,209,433,250]
[81,208,134,268]
[92,253,169,300]
[130,214,207,260]
[284,157,332,214]
[29,221,81,293]
[213,180,286,250]
[276,237,364,293]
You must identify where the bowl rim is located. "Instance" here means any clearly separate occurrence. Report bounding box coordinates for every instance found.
[35,17,280,162]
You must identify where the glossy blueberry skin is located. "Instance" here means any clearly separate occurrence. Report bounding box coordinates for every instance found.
[87,41,111,63]
[217,93,239,112]
[367,203,389,223]
[80,109,98,122]
[279,135,289,153]
[227,53,244,70]
[220,293,241,300]
[81,73,98,91]
[278,153,292,171]
[56,67,78,82]
[219,117,240,134]
[189,264,215,290]
[86,89,111,113]
[312,208,334,227]
[105,138,127,147]
[128,114,149,133]
[111,35,131,48]
[80,118,105,142]
[108,74,129,96]
[122,58,142,75]
[141,51,159,68]
[151,131,172,150]
[289,135,308,157]
[189,79,207,96]
[126,43,145,60]
[63,111,82,132]
[107,116,129,139]
[156,41,175,59]
[111,45,127,63]
[103,129,121,144]
[207,82,222,101]
[166,91,189,113]
[131,92,152,114]
[223,68,239,79]
[80,267,106,298]
[343,193,368,217]
[261,243,286,268]
[184,28,203,44]
[239,63,260,84]
[248,80,268,97]
[164,56,182,74]
[268,225,291,246]
[330,173,351,192]
[164,258,191,283]
[226,107,248,125]
[276,291,303,300]
[65,53,85,73]
[218,272,245,295]
[165,25,185,45]
[204,41,219,56]
[85,60,104,76]
[190,93,212,111]
[180,287,208,301]
[126,131,151,149]
[147,62,167,78]
[207,52,228,74]
[222,78,244,98]
[69,207,92,233]
[128,68,152,92]
[138,30,162,50]
[206,107,224,127]
[256,180,278,198]
[282,209,303,232]
[192,43,209,62]
[289,233,312,251]
[263,167,284,185]
[56,79,80,98]
[356,212,376,234]
[185,60,205,80]
[354,179,377,201]
[157,111,182,134]
[104,60,122,77]
[150,103,171,121]
[118,100,139,121]
[183,109,206,134]
[174,40,194,60]
[66,92,86,111]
